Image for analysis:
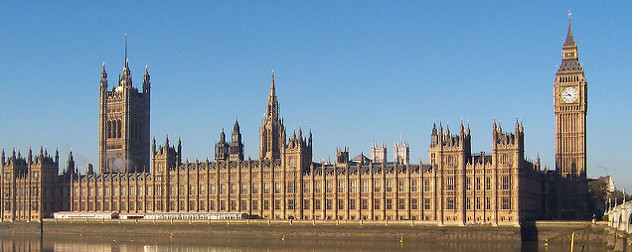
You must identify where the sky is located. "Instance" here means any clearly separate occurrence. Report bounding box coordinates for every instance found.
[0,1,630,191]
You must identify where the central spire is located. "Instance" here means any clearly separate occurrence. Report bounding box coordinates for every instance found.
[270,70,276,97]
[266,70,279,118]
[564,10,576,47]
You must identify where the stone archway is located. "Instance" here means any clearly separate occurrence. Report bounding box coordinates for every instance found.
[618,214,623,230]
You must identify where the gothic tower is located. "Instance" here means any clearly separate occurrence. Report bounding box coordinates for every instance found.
[99,35,151,173]
[553,13,587,179]
[259,71,286,161]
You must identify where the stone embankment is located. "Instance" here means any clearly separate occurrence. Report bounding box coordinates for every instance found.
[0,219,610,244]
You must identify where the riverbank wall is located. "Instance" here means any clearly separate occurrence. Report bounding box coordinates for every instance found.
[0,219,609,244]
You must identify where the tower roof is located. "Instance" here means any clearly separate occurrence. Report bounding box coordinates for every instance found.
[564,11,576,47]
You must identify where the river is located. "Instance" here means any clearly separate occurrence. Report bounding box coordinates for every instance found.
[0,233,609,252]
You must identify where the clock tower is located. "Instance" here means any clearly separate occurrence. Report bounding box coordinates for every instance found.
[554,12,587,180]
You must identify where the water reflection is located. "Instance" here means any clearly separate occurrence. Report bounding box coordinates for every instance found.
[0,233,607,252]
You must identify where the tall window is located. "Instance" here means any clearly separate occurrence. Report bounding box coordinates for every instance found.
[423,178,431,191]
[373,199,380,210]
[374,181,381,193]
[446,177,455,191]
[501,197,511,210]
[501,176,510,190]
[446,197,455,210]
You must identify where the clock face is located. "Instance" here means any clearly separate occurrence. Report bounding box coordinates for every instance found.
[561,87,579,103]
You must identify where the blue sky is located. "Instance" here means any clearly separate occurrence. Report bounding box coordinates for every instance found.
[0,1,630,191]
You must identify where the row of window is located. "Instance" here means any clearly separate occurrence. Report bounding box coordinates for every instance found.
[70,196,514,213]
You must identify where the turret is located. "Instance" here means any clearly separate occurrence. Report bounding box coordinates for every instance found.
[143,65,151,93]
[1,149,5,167]
[67,151,75,175]
[100,62,108,89]
[229,120,244,162]
[152,136,156,155]
[215,129,229,161]
[55,148,59,164]
[27,148,32,164]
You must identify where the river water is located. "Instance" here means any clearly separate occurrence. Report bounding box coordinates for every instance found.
[0,233,608,251]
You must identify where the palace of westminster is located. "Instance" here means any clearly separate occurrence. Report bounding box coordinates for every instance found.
[1,17,589,225]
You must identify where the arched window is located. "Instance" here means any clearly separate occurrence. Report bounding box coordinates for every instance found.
[117,120,122,138]
[106,121,111,138]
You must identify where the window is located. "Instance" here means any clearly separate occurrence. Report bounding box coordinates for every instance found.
[386,180,393,192]
[220,200,226,210]
[303,182,309,193]
[338,199,344,210]
[264,200,270,210]
[501,176,510,190]
[485,197,491,210]
[200,185,205,195]
[361,199,368,210]
[231,184,237,194]
[274,183,281,194]
[230,200,236,210]
[241,200,248,210]
[274,200,281,210]
[362,180,369,193]
[501,197,511,210]
[466,178,472,190]
[303,200,309,210]
[209,200,215,210]
[424,198,431,210]
[446,197,454,210]
[466,198,471,210]
[399,199,405,209]
[252,200,258,210]
[502,154,510,165]
[350,181,357,193]
[411,180,418,192]
[446,177,455,191]
[242,184,248,194]
[411,199,418,210]
[374,181,381,193]
[386,199,392,210]
[326,181,333,193]
[326,199,332,210]
[485,177,491,190]
[221,185,226,194]
[447,155,455,165]
[476,177,481,191]
[476,197,481,210]
[315,199,321,210]
[337,180,344,193]
[373,199,380,210]
[288,182,294,193]
[399,181,405,192]
[252,184,258,194]
[350,199,356,210]
[264,183,270,194]
[423,178,431,191]
[288,200,295,210]
[210,185,215,194]
[189,186,195,195]
[314,182,321,193]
